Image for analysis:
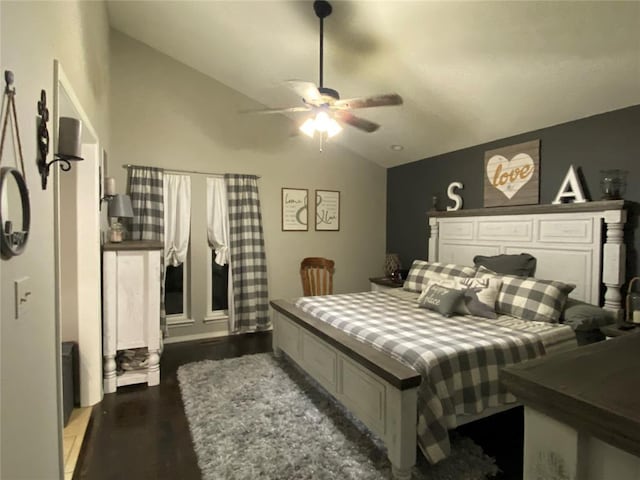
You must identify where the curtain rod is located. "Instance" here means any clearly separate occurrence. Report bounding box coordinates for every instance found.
[121,164,260,179]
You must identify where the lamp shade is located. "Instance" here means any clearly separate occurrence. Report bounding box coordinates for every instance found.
[108,194,134,218]
[384,253,401,277]
[57,117,84,161]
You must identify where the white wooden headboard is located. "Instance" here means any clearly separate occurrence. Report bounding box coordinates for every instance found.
[428,200,627,316]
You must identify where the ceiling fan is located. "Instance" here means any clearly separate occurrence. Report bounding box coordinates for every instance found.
[244,0,403,142]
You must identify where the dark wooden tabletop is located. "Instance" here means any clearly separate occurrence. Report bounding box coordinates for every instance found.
[502,332,640,457]
[601,323,639,337]
[369,276,404,288]
[103,240,163,251]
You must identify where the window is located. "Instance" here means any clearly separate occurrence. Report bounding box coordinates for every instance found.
[162,175,230,329]
[165,261,189,316]
[164,264,183,315]
[211,253,229,311]
[163,173,192,324]
[205,177,230,321]
[206,246,229,319]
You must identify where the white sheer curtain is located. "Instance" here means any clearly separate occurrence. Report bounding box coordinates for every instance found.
[206,178,234,322]
[163,174,191,267]
[206,177,229,265]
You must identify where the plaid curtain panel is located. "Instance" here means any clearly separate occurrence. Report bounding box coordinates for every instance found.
[225,174,269,333]
[127,166,167,333]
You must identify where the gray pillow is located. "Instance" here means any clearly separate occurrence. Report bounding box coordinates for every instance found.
[561,298,615,332]
[473,253,536,277]
[417,282,464,317]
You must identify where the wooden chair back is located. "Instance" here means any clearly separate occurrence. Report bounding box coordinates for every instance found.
[300,257,335,296]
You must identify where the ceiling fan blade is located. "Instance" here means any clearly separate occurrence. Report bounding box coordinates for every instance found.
[334,111,380,133]
[286,80,323,106]
[239,106,312,115]
[332,93,403,110]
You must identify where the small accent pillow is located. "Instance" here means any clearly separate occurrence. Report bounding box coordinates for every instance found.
[473,253,537,277]
[561,298,615,332]
[491,274,575,323]
[403,260,476,293]
[417,281,465,317]
[454,276,503,319]
[418,281,464,317]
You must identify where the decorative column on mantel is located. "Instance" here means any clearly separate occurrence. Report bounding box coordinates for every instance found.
[602,209,627,319]
[427,218,439,263]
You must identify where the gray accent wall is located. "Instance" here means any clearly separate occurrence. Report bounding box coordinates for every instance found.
[387,105,640,278]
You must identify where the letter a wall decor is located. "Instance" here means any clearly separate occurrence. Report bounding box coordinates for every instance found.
[483,139,540,207]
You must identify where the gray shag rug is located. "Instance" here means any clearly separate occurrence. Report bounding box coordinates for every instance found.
[178,353,498,480]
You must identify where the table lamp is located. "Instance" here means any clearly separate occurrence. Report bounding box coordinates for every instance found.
[384,253,402,279]
[107,194,134,242]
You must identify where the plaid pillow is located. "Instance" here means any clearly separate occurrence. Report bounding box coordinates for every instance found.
[403,260,476,293]
[494,275,575,323]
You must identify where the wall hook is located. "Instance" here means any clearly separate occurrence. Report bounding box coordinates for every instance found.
[4,70,15,94]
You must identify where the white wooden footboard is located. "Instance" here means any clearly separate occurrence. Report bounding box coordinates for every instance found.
[271,300,421,480]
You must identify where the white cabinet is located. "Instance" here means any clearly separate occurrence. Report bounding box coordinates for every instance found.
[102,241,162,393]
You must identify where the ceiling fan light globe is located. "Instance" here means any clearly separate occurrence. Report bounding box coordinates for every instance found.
[326,118,342,138]
[299,118,316,138]
[314,111,331,132]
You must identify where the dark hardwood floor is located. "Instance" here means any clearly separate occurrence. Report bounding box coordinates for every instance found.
[75,332,273,480]
[75,331,523,479]
[457,405,524,480]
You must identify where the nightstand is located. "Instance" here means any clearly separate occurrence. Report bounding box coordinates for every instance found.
[369,276,404,292]
[600,323,639,339]
[103,241,163,393]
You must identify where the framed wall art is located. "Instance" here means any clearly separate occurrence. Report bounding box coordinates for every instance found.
[315,190,340,231]
[281,188,308,231]
[483,139,540,207]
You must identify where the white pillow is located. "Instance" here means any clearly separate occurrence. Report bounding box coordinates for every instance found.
[454,276,502,319]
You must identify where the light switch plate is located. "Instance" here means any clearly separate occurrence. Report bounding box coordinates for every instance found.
[14,277,31,320]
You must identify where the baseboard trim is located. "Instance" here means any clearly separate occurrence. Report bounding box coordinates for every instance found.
[163,330,229,345]
[203,315,228,325]
[167,317,195,328]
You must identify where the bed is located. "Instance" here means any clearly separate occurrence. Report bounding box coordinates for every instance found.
[270,200,627,480]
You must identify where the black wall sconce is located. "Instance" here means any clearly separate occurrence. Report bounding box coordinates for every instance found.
[37,89,84,190]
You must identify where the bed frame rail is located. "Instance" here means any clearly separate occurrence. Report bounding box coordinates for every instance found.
[271,299,421,480]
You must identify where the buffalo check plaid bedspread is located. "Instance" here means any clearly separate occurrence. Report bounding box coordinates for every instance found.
[294,291,567,464]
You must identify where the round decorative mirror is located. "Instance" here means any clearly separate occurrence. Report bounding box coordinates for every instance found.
[0,167,30,257]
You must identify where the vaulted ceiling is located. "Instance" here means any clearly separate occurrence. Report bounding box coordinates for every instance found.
[107,1,640,168]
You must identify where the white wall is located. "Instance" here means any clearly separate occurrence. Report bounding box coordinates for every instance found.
[110,31,387,339]
[0,2,110,478]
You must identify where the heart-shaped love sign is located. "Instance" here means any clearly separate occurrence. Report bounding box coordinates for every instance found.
[486,153,535,199]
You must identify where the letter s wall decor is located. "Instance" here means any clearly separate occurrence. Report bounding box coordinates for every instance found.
[483,139,540,207]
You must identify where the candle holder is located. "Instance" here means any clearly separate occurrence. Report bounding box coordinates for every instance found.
[627,277,640,325]
[600,169,627,200]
